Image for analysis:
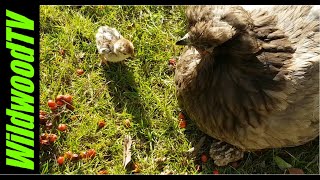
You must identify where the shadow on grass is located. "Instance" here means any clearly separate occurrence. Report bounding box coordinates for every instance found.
[101,62,148,124]
[101,62,153,171]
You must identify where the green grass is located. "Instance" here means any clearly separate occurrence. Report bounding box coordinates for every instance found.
[39,5,319,174]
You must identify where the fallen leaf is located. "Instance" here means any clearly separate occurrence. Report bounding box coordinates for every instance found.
[274,156,292,170]
[123,135,133,168]
[288,168,304,174]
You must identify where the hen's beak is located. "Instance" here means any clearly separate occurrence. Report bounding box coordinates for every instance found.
[176,33,190,46]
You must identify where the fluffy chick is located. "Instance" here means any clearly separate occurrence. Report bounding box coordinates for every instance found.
[95,26,134,65]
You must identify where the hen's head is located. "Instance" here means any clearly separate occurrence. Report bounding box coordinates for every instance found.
[176,6,253,55]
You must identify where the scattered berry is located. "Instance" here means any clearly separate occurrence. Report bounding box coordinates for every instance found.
[50,105,58,111]
[201,153,208,163]
[168,58,176,66]
[213,170,219,174]
[76,69,84,76]
[57,156,65,166]
[58,124,67,132]
[87,149,96,158]
[55,95,65,102]
[47,100,56,108]
[48,134,57,143]
[179,120,187,128]
[98,120,106,128]
[64,95,73,104]
[56,100,64,106]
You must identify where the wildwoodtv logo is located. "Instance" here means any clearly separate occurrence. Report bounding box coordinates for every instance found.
[5,9,35,171]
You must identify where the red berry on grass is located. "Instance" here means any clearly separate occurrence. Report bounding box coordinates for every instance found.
[87,149,96,158]
[58,124,67,131]
[57,156,64,166]
[48,134,57,143]
[179,120,187,128]
[213,170,219,174]
[98,120,106,128]
[50,106,58,111]
[168,58,176,65]
[76,69,84,75]
[48,100,56,107]
[56,100,64,106]
[56,95,65,102]
[201,153,208,163]
[64,95,73,103]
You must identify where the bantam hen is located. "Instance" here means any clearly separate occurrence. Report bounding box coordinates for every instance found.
[175,5,319,166]
[95,26,134,65]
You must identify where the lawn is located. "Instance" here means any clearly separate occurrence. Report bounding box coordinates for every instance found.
[39,5,319,174]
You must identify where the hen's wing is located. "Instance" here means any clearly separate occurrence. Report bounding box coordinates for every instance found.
[249,5,319,101]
